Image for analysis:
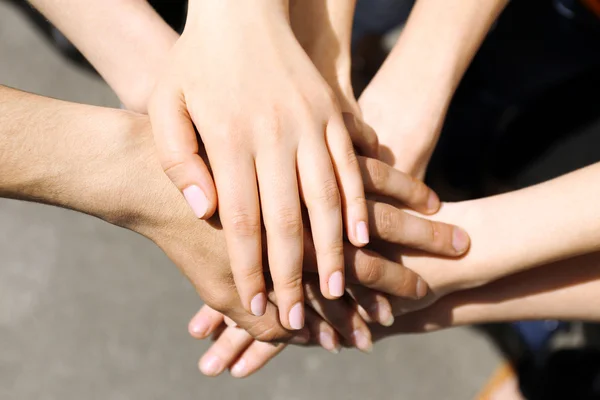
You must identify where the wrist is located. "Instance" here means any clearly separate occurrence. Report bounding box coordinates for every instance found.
[187,0,290,27]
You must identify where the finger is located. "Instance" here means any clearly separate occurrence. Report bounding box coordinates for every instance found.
[342,112,379,158]
[304,306,342,354]
[229,341,287,378]
[359,157,440,214]
[199,326,254,377]
[228,299,311,345]
[303,281,373,353]
[211,151,267,317]
[189,305,225,339]
[303,240,428,300]
[255,151,304,330]
[297,135,345,300]
[369,200,470,256]
[148,85,217,219]
[346,285,395,327]
[326,114,370,248]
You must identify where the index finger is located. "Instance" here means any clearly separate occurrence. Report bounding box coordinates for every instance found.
[359,157,440,214]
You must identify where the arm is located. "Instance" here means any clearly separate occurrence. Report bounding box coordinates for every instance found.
[0,85,307,343]
[26,0,178,113]
[0,85,463,342]
[359,0,509,177]
[380,161,600,314]
[290,0,379,156]
[383,251,600,336]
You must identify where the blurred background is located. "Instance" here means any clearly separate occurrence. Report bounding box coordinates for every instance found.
[1,0,600,399]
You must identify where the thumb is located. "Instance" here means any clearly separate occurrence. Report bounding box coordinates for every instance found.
[149,89,217,219]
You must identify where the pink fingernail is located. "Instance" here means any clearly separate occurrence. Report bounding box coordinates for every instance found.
[230,358,246,377]
[200,355,222,376]
[328,271,344,298]
[452,227,470,254]
[251,293,267,317]
[319,332,339,354]
[428,192,440,212]
[183,185,208,219]
[189,316,209,338]
[356,221,369,244]
[416,277,429,299]
[289,303,304,330]
[352,330,373,353]
[290,329,311,344]
[371,302,394,327]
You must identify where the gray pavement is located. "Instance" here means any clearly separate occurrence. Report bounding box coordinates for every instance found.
[0,2,502,399]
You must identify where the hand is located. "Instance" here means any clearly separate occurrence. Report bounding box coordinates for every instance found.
[189,280,397,377]
[149,0,372,330]
[106,111,468,344]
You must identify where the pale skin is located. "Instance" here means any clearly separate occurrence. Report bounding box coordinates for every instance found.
[0,85,468,351]
[192,163,600,376]
[148,0,379,330]
[23,0,459,339]
[30,0,380,330]
[30,0,590,375]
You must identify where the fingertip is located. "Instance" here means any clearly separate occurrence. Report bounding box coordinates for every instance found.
[452,227,471,255]
[250,293,267,317]
[355,220,370,245]
[183,185,210,219]
[288,302,305,330]
[327,271,345,298]
[199,354,224,377]
[426,191,441,214]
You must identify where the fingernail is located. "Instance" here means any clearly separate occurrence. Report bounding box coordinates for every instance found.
[230,358,246,377]
[416,277,429,299]
[200,355,222,376]
[250,293,267,317]
[183,185,208,219]
[452,227,470,254]
[352,330,373,353]
[289,303,304,330]
[328,271,345,298]
[319,332,339,354]
[371,303,394,327]
[427,192,440,212]
[190,317,209,338]
[291,329,311,344]
[356,221,370,244]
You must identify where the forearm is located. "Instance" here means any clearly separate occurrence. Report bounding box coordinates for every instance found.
[0,85,179,233]
[27,0,178,112]
[387,251,600,336]
[400,162,600,293]
[290,0,355,86]
[361,0,508,171]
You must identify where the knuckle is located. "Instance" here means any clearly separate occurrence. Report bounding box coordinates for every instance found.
[252,324,285,343]
[255,108,285,140]
[317,178,342,209]
[229,209,261,237]
[359,253,384,286]
[237,265,265,285]
[366,159,389,189]
[204,290,236,314]
[377,207,399,235]
[161,158,187,182]
[274,271,304,293]
[410,178,431,206]
[389,270,418,297]
[316,240,345,260]
[272,207,303,238]
[345,146,360,168]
